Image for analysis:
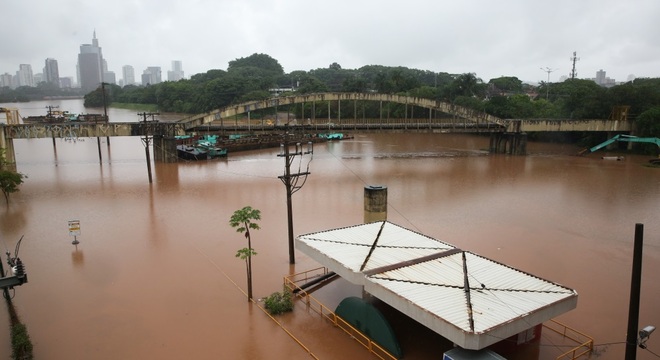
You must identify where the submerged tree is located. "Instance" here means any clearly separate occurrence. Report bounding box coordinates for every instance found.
[0,150,26,206]
[229,206,261,302]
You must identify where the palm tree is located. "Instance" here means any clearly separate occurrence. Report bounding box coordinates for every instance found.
[229,206,261,302]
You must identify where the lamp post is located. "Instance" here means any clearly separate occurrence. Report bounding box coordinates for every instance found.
[278,126,313,264]
[540,67,556,100]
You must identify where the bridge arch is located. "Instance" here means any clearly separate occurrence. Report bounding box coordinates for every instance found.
[177,92,506,130]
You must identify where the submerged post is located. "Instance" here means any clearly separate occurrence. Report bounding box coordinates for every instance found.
[364,185,387,223]
[138,112,159,184]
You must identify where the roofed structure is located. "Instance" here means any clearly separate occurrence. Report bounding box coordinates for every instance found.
[296,221,578,350]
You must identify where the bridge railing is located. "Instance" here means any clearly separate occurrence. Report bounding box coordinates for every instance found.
[196,116,506,134]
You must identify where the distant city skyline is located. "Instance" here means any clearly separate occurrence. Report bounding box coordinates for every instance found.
[1,31,186,90]
[2,0,659,88]
[0,38,634,91]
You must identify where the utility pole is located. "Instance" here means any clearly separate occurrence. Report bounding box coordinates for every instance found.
[98,82,109,163]
[138,112,159,184]
[540,67,557,100]
[1,237,28,298]
[569,51,580,80]
[625,223,644,360]
[278,126,313,264]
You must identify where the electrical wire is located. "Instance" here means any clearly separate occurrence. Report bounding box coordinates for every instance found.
[644,346,660,358]
[323,143,422,232]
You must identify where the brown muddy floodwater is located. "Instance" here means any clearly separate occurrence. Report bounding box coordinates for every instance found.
[1,100,659,359]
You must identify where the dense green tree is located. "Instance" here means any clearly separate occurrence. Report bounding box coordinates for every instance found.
[635,106,660,138]
[0,150,27,206]
[190,69,227,83]
[0,171,25,206]
[329,62,342,70]
[342,76,368,92]
[228,53,284,76]
[489,76,524,93]
[295,74,328,94]
[229,206,261,302]
[450,73,486,99]
[309,66,352,92]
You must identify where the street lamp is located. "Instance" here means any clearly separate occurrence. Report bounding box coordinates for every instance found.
[639,325,655,349]
[278,126,313,264]
[540,67,557,100]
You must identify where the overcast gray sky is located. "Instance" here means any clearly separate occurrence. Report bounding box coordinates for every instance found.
[2,0,659,84]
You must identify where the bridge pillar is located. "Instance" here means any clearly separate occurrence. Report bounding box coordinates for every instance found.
[0,126,17,171]
[490,133,527,155]
[153,137,179,163]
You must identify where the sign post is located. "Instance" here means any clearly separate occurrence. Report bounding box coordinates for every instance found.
[68,219,81,245]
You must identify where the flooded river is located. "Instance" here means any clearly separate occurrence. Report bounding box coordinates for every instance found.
[1,99,659,359]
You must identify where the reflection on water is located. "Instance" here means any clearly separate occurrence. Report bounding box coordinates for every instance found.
[71,248,84,267]
[0,99,659,359]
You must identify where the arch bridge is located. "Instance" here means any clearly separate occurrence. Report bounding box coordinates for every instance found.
[177,92,631,134]
[0,93,633,166]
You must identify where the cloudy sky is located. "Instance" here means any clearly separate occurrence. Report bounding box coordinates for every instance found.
[3,0,659,85]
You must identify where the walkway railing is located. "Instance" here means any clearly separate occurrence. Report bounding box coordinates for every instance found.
[543,319,594,360]
[284,267,398,360]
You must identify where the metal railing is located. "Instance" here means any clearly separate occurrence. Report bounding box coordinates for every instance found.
[543,319,594,360]
[284,268,398,360]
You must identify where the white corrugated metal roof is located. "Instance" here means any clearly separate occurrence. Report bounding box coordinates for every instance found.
[296,221,578,350]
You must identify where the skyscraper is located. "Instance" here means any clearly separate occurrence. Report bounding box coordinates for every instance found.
[0,73,13,88]
[122,65,135,86]
[167,60,184,81]
[141,67,162,86]
[77,31,104,92]
[44,58,60,87]
[16,64,34,87]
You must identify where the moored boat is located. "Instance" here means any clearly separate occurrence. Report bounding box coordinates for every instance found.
[176,145,208,160]
[196,137,228,158]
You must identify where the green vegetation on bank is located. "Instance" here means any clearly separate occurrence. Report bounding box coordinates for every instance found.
[3,53,659,145]
[0,82,85,103]
[110,102,159,112]
[82,53,660,140]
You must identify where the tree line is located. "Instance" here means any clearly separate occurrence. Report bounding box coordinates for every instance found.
[3,53,658,139]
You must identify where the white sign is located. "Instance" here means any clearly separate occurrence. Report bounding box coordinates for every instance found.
[68,219,81,236]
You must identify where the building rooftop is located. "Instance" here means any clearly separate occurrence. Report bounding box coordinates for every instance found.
[296,221,578,350]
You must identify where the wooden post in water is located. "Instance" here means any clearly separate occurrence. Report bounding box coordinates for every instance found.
[97,137,102,163]
[364,185,387,224]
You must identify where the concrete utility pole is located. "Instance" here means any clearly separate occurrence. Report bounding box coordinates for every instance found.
[625,223,644,360]
[138,112,159,184]
[98,82,109,163]
[278,126,313,264]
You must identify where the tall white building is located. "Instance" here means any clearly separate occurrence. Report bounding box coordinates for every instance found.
[594,69,615,87]
[122,65,135,86]
[44,58,60,87]
[16,64,34,87]
[167,60,184,81]
[142,66,162,86]
[0,73,13,88]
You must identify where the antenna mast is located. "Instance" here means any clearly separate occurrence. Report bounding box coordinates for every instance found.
[570,51,580,79]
